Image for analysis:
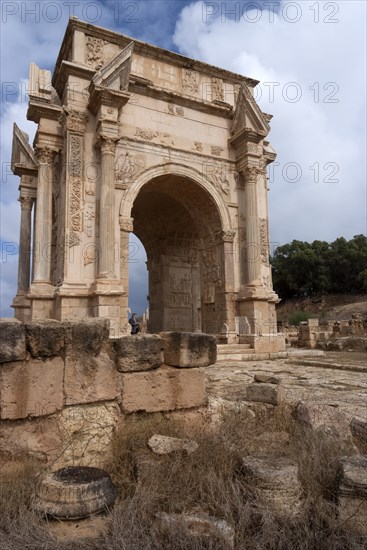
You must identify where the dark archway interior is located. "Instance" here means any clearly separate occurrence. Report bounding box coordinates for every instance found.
[131,175,225,333]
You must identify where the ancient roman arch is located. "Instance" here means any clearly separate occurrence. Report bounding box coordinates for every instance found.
[11,17,285,352]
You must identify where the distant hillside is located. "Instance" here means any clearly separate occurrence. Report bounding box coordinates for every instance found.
[276,294,366,323]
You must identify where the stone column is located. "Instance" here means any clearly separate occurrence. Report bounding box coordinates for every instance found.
[17,196,34,294]
[98,137,117,279]
[244,165,262,287]
[33,147,56,284]
[119,216,134,332]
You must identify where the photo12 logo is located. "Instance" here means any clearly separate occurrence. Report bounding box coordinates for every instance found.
[202,1,340,24]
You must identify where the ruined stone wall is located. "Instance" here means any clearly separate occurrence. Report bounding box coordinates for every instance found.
[279,314,367,351]
[0,319,216,468]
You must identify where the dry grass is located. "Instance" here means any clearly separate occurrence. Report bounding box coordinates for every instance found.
[0,408,366,549]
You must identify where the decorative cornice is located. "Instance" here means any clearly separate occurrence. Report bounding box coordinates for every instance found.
[27,101,63,123]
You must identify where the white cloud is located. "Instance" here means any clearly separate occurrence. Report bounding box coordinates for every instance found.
[174,0,367,244]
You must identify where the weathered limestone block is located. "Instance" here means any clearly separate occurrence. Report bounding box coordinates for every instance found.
[0,414,63,463]
[55,402,120,468]
[65,319,110,355]
[148,434,198,455]
[246,382,284,405]
[112,335,164,372]
[338,456,367,535]
[25,320,65,357]
[294,401,357,451]
[64,352,117,405]
[0,357,64,420]
[120,365,206,413]
[241,456,303,517]
[157,512,235,549]
[0,318,26,363]
[160,332,216,368]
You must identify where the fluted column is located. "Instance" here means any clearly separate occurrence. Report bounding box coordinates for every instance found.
[244,165,262,287]
[17,196,34,294]
[33,147,56,284]
[98,136,117,278]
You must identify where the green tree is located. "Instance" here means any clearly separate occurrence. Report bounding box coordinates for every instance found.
[270,235,367,299]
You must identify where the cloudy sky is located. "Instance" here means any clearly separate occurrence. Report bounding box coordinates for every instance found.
[0,0,366,316]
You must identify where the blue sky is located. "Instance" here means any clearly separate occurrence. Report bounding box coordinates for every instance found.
[1,0,366,316]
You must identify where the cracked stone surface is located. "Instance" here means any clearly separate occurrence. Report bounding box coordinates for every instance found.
[205,351,367,421]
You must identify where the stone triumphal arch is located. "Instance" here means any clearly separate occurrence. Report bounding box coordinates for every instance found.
[11,18,285,352]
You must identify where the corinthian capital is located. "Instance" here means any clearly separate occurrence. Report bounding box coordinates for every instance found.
[18,196,34,210]
[244,165,262,184]
[59,108,88,134]
[98,135,118,155]
[35,146,57,164]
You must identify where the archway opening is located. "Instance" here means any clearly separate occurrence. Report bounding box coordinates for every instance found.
[130,174,225,334]
[127,233,148,318]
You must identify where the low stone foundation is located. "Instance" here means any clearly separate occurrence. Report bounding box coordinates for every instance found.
[0,318,216,468]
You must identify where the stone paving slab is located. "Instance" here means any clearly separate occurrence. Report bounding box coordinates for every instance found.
[206,352,367,421]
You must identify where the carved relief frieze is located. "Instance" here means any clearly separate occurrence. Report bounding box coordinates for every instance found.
[167,104,185,116]
[211,77,224,101]
[207,164,230,195]
[194,142,203,152]
[182,69,199,95]
[69,230,80,248]
[259,218,270,266]
[211,146,224,157]
[68,134,83,234]
[115,152,143,188]
[135,127,158,141]
[86,36,106,69]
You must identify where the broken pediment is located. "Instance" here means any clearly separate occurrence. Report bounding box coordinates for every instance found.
[231,82,270,140]
[11,123,38,177]
[92,41,134,92]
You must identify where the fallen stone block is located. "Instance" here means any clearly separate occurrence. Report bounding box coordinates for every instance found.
[160,332,216,368]
[294,401,357,451]
[112,334,164,372]
[241,456,303,517]
[64,351,117,405]
[0,318,26,363]
[0,357,64,420]
[246,383,284,405]
[157,512,235,549]
[120,365,206,413]
[148,434,198,455]
[25,320,65,357]
[338,456,367,535]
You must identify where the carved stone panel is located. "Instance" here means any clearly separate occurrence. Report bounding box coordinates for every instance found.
[115,152,143,188]
[182,69,199,95]
[86,36,106,69]
[211,77,224,101]
[259,218,270,266]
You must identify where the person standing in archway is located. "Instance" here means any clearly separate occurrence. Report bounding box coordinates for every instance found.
[129,313,140,335]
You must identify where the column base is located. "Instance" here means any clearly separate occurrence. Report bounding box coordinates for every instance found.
[236,295,285,353]
[11,294,32,322]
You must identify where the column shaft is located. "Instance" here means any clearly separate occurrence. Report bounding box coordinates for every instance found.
[33,147,55,283]
[244,166,262,286]
[98,138,117,278]
[17,197,33,293]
